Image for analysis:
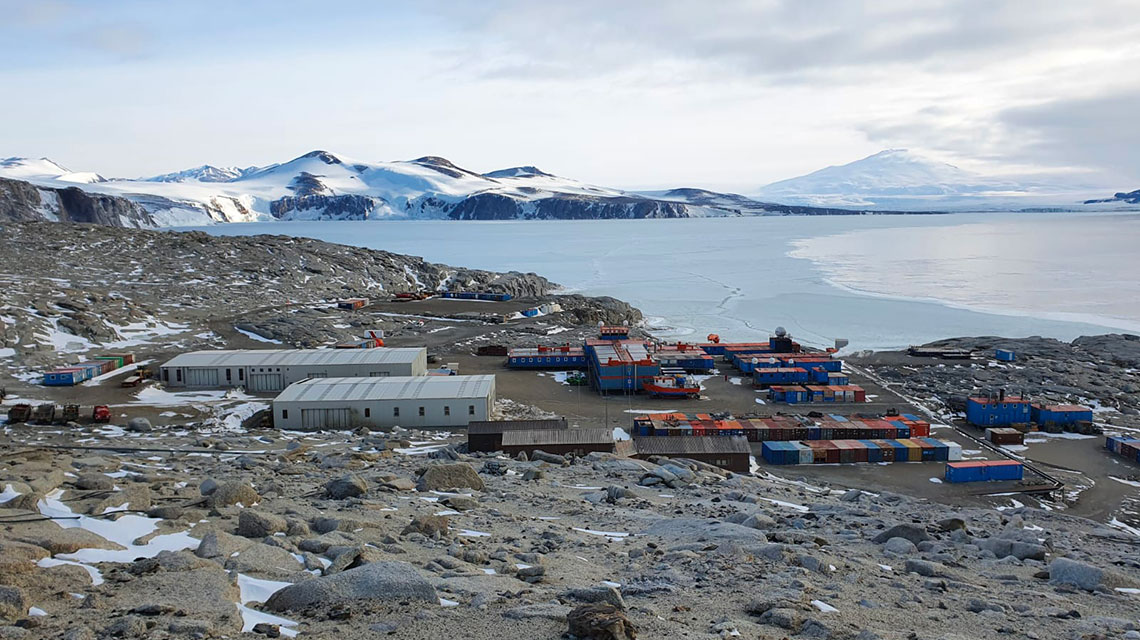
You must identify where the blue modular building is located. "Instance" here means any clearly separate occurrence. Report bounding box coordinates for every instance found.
[966,395,1032,426]
[1031,403,1093,426]
[753,367,810,387]
[995,349,1016,362]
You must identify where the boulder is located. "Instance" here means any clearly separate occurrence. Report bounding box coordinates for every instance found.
[882,537,917,556]
[0,586,27,622]
[1049,557,1138,591]
[126,417,152,433]
[237,510,288,538]
[872,524,930,545]
[567,603,637,640]
[324,475,367,499]
[402,515,450,537]
[209,481,260,508]
[531,450,566,465]
[265,562,436,611]
[74,473,114,491]
[416,463,484,492]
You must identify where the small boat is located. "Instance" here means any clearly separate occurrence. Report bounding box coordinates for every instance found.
[643,374,700,398]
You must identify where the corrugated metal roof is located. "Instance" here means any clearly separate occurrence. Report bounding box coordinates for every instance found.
[634,436,751,456]
[275,375,495,403]
[162,348,425,369]
[501,428,615,446]
[467,419,568,434]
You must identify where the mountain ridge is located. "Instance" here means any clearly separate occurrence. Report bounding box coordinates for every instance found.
[0,150,888,226]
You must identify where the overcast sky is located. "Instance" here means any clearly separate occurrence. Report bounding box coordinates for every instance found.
[2,0,1137,189]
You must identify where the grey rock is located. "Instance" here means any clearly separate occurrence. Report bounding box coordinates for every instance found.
[209,481,260,508]
[563,585,626,610]
[237,510,288,538]
[904,559,941,577]
[325,474,367,499]
[417,463,485,492]
[126,417,152,432]
[1049,557,1138,591]
[402,515,450,537]
[522,469,544,481]
[883,537,918,556]
[872,524,930,545]
[265,562,436,611]
[199,478,219,496]
[0,587,27,622]
[531,450,566,465]
[74,473,114,491]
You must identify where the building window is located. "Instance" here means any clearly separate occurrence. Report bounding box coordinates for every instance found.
[394,407,400,417]
[239,369,244,381]
[444,406,450,416]
[364,408,371,418]
[176,369,182,382]
[282,410,288,419]
[469,405,475,416]
[419,406,425,417]
[226,369,232,381]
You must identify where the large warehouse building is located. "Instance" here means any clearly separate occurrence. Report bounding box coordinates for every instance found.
[273,375,496,430]
[159,348,428,392]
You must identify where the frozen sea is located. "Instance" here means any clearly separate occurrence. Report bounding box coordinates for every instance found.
[188,211,1140,352]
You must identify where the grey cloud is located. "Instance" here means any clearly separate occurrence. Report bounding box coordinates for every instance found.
[440,0,1139,83]
[999,91,1140,180]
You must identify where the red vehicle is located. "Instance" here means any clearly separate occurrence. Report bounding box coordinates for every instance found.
[92,405,111,423]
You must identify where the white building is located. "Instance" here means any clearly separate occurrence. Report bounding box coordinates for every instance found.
[159,348,428,392]
[273,375,496,430]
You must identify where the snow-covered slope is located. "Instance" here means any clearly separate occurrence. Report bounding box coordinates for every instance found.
[754,149,1115,211]
[0,151,755,226]
[146,165,257,183]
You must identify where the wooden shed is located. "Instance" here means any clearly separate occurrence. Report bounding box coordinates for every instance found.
[633,435,752,473]
[466,418,568,453]
[500,427,632,458]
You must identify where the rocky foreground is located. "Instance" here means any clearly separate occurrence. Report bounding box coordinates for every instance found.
[2,421,1140,640]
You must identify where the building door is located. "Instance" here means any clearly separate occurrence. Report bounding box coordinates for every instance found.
[247,373,284,392]
[301,408,352,429]
[185,368,219,387]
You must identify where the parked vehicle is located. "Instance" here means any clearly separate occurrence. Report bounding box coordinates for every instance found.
[92,405,111,423]
[33,404,56,424]
[61,404,80,423]
[6,403,31,424]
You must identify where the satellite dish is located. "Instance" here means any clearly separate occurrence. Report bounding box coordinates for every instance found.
[751,357,758,365]
[769,357,777,364]
[787,358,795,366]
[598,320,605,327]
[775,326,787,337]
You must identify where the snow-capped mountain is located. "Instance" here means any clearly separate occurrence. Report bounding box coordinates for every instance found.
[754,149,1114,211]
[146,164,258,183]
[1,156,106,184]
[1,150,779,226]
